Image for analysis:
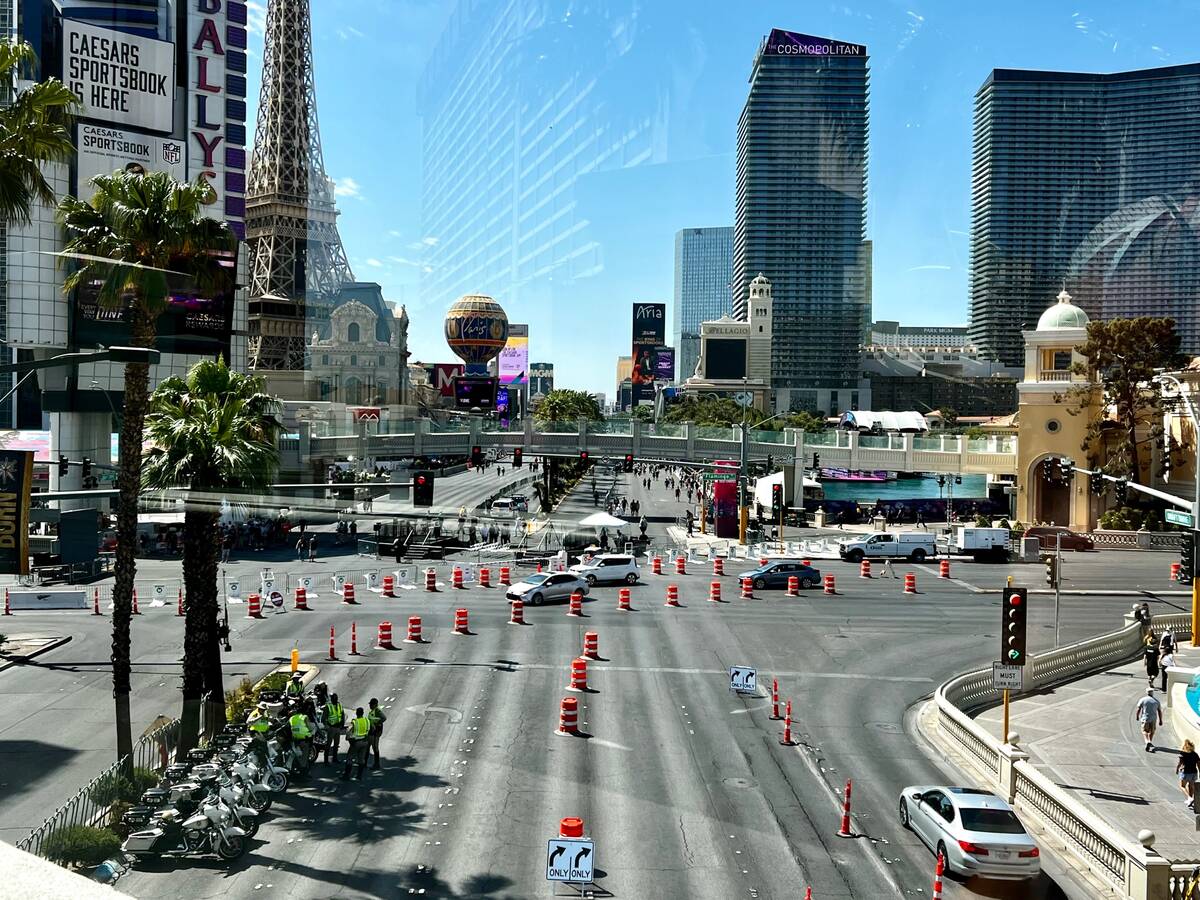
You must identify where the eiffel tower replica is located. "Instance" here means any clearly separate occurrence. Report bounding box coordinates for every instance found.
[245,0,354,371]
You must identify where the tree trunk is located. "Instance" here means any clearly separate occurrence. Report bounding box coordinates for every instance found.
[111,304,155,772]
[178,507,218,757]
[201,527,226,737]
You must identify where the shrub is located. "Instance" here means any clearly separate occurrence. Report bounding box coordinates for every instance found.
[258,671,291,692]
[974,514,991,528]
[41,825,121,868]
[225,677,256,723]
[87,766,158,806]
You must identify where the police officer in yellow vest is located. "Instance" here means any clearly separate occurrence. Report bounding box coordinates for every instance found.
[285,672,304,699]
[342,707,371,781]
[367,698,388,770]
[323,692,345,764]
[289,708,314,775]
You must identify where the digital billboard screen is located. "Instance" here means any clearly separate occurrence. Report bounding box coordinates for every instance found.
[71,251,237,356]
[631,302,666,404]
[498,333,528,385]
[454,376,498,410]
[705,338,747,380]
[654,346,675,382]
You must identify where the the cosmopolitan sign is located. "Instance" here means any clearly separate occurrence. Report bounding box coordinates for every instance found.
[64,20,175,131]
[765,29,865,57]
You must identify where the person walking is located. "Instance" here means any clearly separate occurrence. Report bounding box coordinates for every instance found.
[1161,627,1177,656]
[1160,646,1176,693]
[1144,636,1161,687]
[342,707,372,780]
[324,692,345,763]
[221,532,232,563]
[308,534,317,562]
[674,487,681,501]
[367,697,388,770]
[1136,687,1163,751]
[639,515,648,538]
[1177,739,1200,810]
[296,535,305,561]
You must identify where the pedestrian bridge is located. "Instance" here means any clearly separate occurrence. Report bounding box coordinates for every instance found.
[286,419,1019,477]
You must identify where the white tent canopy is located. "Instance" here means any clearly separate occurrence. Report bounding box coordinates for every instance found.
[578,512,628,528]
[752,470,818,509]
[838,410,929,433]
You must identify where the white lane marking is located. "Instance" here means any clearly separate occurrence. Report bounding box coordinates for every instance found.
[587,738,632,751]
[343,661,933,683]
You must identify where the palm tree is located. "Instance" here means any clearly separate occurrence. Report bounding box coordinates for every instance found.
[58,173,235,766]
[0,39,77,223]
[144,358,280,754]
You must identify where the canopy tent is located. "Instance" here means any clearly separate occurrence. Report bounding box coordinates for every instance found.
[838,410,929,433]
[578,512,629,529]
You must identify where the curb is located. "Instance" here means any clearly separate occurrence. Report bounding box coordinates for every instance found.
[0,634,71,674]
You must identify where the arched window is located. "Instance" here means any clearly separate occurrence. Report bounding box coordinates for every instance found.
[347,322,360,343]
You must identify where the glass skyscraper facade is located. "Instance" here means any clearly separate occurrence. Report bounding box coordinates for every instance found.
[733,29,870,415]
[968,64,1200,365]
[673,226,733,382]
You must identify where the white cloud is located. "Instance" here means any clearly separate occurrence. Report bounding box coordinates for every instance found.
[366,258,384,268]
[337,26,366,41]
[422,236,439,246]
[906,264,952,272]
[387,256,422,267]
[245,1,267,36]
[333,176,362,199]
[388,229,403,238]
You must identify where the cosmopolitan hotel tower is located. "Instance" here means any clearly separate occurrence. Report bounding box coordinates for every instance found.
[733,29,871,416]
[968,64,1200,365]
[2,0,247,503]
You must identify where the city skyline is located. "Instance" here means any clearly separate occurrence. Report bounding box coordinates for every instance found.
[242,0,1200,395]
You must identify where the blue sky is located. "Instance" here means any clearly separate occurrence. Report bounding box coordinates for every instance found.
[244,1,1198,395]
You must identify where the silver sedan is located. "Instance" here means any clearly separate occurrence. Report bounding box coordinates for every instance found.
[899,785,1040,881]
[505,572,589,606]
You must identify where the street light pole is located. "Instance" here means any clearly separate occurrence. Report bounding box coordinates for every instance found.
[1153,372,1200,641]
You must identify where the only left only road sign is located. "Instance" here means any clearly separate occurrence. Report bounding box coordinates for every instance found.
[546,838,595,883]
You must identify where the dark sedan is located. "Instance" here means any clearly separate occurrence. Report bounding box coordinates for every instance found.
[735,560,822,590]
[1024,526,1095,551]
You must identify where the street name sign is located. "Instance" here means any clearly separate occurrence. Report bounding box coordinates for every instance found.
[729,666,757,694]
[703,472,737,483]
[546,838,595,883]
[1166,510,1195,528]
[992,662,1022,691]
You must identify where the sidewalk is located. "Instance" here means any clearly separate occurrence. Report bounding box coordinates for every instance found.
[977,643,1200,861]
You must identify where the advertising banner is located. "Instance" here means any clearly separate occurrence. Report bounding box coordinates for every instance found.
[76,123,186,194]
[631,302,666,404]
[433,363,464,398]
[0,449,33,575]
[653,346,675,383]
[63,20,175,132]
[498,333,529,385]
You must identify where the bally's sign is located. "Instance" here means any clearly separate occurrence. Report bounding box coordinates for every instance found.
[64,20,175,132]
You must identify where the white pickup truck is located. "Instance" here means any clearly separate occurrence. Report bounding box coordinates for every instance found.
[838,532,937,562]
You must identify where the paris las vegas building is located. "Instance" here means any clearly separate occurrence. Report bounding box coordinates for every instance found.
[3,0,248,501]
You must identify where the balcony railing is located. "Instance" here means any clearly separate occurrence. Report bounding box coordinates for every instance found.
[1038,370,1072,382]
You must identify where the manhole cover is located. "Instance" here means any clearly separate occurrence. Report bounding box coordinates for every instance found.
[866,721,902,734]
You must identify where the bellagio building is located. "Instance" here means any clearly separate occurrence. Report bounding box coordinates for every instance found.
[968,63,1200,366]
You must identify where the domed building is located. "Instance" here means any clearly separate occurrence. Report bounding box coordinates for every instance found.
[306,283,410,406]
[1015,290,1099,529]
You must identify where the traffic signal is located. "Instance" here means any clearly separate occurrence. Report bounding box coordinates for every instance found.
[1044,554,1058,588]
[954,475,962,486]
[58,455,69,477]
[412,470,434,507]
[81,457,92,479]
[1180,533,1196,586]
[1114,477,1129,506]
[623,453,633,472]
[812,453,820,469]
[767,454,774,470]
[579,450,589,463]
[771,483,784,515]
[513,447,523,468]
[1090,471,1104,495]
[470,445,483,467]
[1002,588,1028,666]
[1058,457,1073,481]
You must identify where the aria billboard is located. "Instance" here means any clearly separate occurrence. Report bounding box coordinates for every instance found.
[631,302,666,404]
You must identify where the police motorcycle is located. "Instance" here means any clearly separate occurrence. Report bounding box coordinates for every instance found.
[122,750,260,839]
[122,798,248,863]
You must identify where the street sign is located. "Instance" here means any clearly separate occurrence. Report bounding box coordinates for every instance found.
[992,662,1022,691]
[1167,510,1195,528]
[703,472,737,483]
[546,838,595,883]
[729,666,757,694]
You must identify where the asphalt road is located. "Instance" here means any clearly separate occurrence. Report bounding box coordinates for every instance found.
[1,470,1183,898]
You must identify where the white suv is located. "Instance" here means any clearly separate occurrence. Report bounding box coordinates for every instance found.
[570,553,640,586]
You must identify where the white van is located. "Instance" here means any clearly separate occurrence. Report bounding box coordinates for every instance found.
[838,532,937,562]
[490,497,517,515]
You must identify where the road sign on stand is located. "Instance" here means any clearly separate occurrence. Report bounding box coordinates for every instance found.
[1167,510,1195,528]
[546,838,595,883]
[729,666,757,694]
[992,662,1022,691]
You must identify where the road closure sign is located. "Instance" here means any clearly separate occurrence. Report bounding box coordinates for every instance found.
[729,666,757,694]
[546,838,595,883]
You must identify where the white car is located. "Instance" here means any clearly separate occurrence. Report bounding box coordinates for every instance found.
[899,786,1040,881]
[505,572,589,606]
[569,553,640,586]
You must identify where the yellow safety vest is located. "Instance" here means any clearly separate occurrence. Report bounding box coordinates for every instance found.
[326,703,343,725]
[351,716,371,739]
[248,715,270,733]
[289,713,311,739]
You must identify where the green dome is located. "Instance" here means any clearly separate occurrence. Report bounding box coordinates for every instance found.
[1037,290,1090,330]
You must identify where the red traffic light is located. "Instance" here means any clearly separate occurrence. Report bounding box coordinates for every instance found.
[1008,593,1022,606]
[416,475,426,485]
[580,451,589,461]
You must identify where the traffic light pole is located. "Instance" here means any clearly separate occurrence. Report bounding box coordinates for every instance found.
[1002,690,1010,746]
[1055,532,1062,648]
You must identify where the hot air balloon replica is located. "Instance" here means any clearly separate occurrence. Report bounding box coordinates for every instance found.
[444,294,509,375]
